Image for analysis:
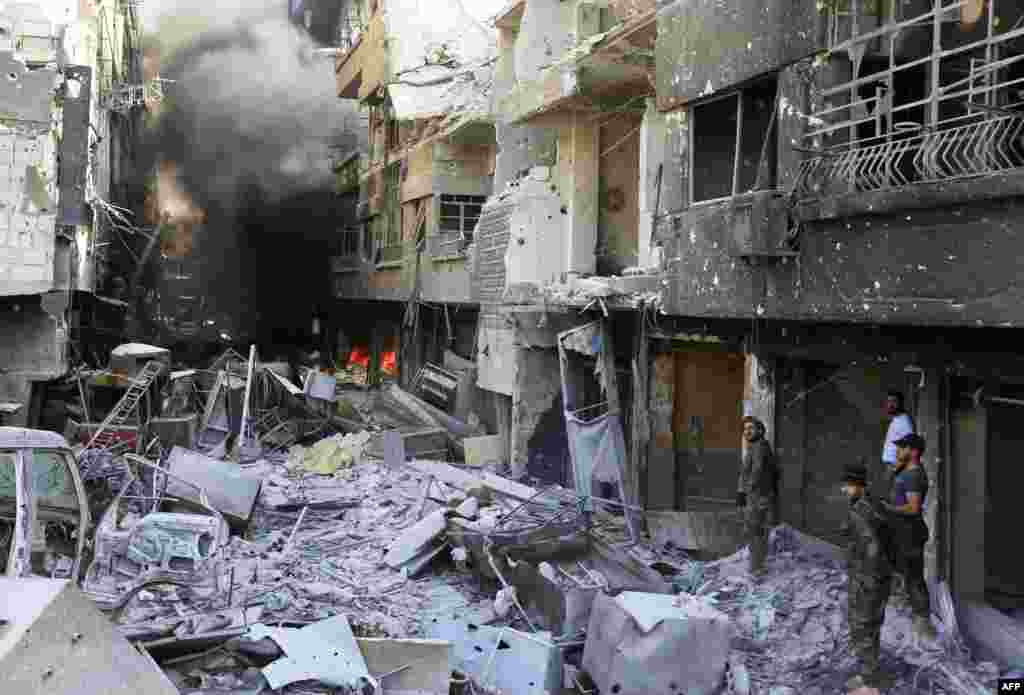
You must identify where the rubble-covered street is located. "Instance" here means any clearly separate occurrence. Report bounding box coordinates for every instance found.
[0,343,1009,695]
[4,0,1024,693]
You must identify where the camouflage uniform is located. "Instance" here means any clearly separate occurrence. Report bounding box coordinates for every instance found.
[846,493,893,683]
[737,433,777,574]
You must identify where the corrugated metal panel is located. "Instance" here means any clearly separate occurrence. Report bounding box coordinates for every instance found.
[472,199,514,304]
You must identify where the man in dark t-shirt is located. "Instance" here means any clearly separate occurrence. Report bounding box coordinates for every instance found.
[884,433,936,645]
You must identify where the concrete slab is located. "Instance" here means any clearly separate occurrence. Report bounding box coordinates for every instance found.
[385,509,447,569]
[582,591,733,695]
[0,578,179,695]
[357,637,452,695]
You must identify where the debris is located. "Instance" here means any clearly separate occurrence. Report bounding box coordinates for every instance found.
[405,459,551,505]
[0,577,178,695]
[245,615,378,692]
[647,510,745,555]
[385,509,447,570]
[82,456,231,611]
[149,416,198,450]
[582,591,733,695]
[356,638,453,695]
[164,446,263,532]
[303,371,338,403]
[427,619,563,695]
[381,430,406,468]
[289,431,372,475]
[463,434,506,472]
[454,496,479,520]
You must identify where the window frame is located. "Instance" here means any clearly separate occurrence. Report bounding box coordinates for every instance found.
[689,76,779,205]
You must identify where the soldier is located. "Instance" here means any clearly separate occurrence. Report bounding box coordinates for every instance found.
[841,462,893,691]
[736,416,778,577]
[884,432,937,645]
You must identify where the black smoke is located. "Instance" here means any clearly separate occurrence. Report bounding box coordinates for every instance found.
[141,6,361,351]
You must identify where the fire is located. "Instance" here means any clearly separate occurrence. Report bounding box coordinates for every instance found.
[156,162,205,224]
[348,347,397,374]
[149,161,206,259]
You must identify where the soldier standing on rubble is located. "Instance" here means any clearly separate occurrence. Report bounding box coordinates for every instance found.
[736,416,778,577]
[841,462,893,691]
[884,432,937,645]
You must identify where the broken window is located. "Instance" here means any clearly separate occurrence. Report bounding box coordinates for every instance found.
[691,75,779,203]
[796,0,1024,198]
[378,164,403,263]
[29,451,82,577]
[439,194,486,236]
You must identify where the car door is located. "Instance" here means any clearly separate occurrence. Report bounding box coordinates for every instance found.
[27,449,90,582]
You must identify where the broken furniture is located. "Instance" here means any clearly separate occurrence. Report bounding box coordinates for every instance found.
[582,591,733,695]
[0,577,178,695]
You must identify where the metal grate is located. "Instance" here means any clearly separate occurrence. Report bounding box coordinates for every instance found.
[101,78,173,112]
[798,0,1024,199]
[794,113,1024,197]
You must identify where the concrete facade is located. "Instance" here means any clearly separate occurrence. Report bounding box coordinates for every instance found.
[0,1,135,422]
[323,0,1024,647]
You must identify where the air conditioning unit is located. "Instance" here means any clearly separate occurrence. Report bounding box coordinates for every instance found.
[726,190,796,260]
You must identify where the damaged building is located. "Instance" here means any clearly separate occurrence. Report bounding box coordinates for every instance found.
[5,0,1024,693]
[651,0,1024,667]
[327,0,497,403]
[0,1,146,426]
[321,0,1024,671]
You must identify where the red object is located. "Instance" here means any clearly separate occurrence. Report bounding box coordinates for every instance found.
[347,347,397,374]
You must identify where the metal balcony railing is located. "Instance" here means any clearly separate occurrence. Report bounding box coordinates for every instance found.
[794,113,1024,198]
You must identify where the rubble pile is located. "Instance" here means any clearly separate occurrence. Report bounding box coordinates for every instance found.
[10,342,1011,695]
[676,527,1000,695]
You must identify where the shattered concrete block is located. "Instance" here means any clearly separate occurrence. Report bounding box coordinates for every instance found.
[582,592,733,695]
[385,509,447,569]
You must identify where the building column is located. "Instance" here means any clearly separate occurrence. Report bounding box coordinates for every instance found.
[637,98,667,269]
[564,111,599,278]
[916,366,946,585]
[744,353,777,445]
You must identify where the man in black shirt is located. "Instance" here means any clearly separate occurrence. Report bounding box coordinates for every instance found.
[885,432,936,645]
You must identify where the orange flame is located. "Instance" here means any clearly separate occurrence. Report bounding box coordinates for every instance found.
[348,347,397,374]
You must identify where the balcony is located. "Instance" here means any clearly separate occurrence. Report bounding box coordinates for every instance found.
[499,7,656,125]
[795,0,1024,215]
